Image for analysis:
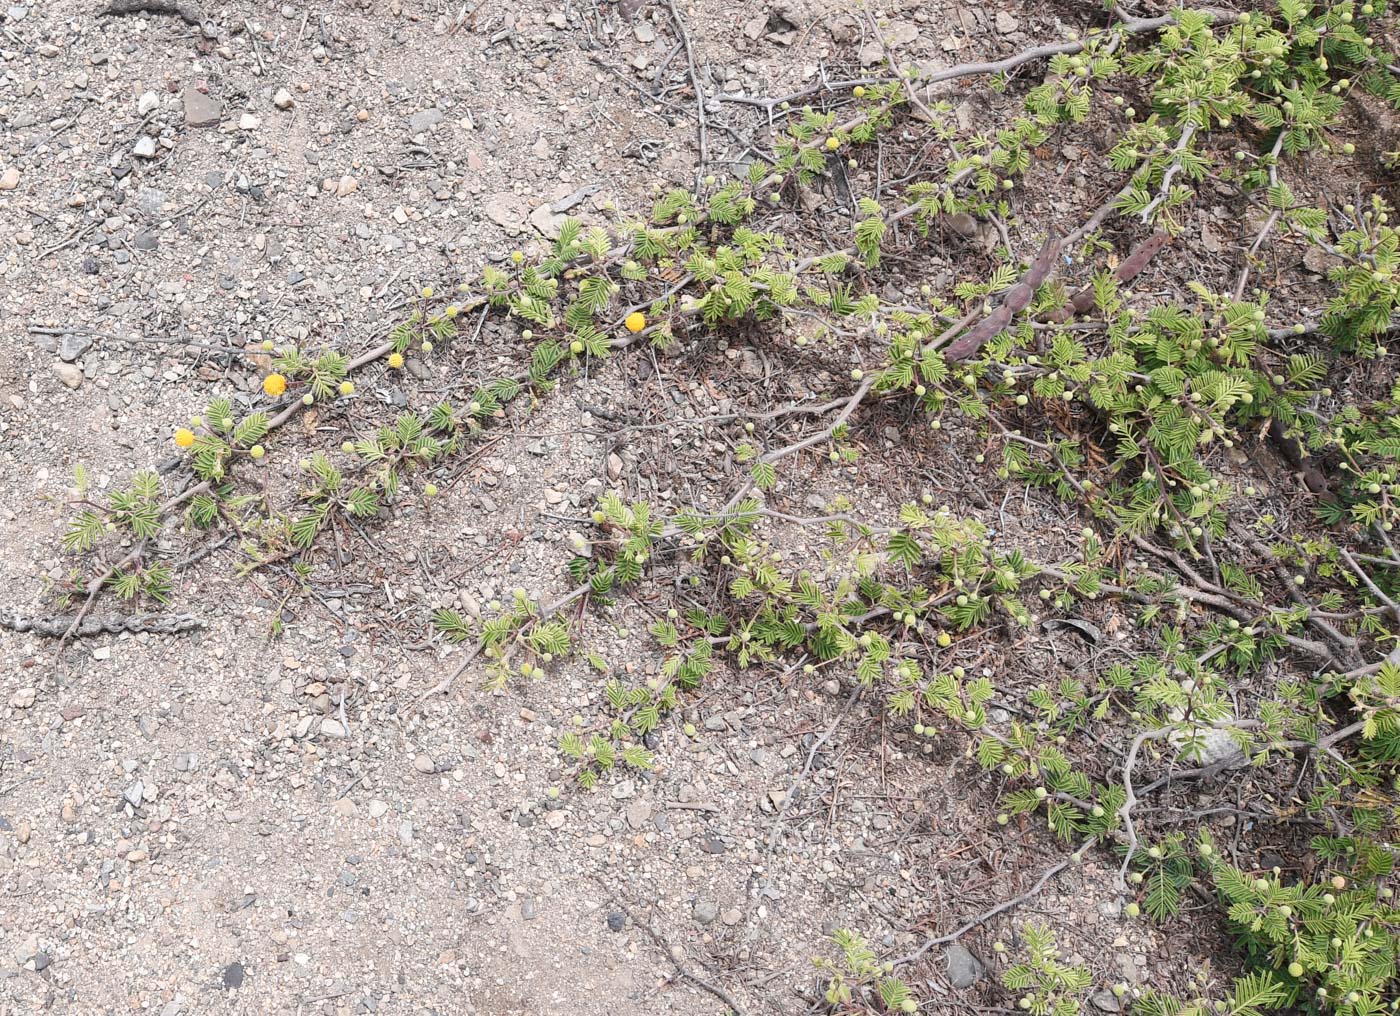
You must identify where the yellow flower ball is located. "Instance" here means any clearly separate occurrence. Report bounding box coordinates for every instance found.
[249,444,265,459]
[824,136,840,151]
[624,311,646,334]
[388,352,405,369]
[263,373,287,396]
[338,380,355,396]
[174,428,195,448]
[421,286,434,299]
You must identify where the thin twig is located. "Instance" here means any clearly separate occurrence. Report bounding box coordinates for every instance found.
[667,1,708,189]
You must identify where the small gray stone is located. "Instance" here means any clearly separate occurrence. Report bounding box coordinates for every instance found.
[132,136,157,159]
[944,943,984,989]
[1091,989,1122,1012]
[408,109,445,133]
[521,899,537,920]
[123,780,145,808]
[610,779,635,800]
[133,231,159,252]
[606,911,625,932]
[221,961,244,989]
[136,186,167,220]
[58,332,92,363]
[693,900,718,925]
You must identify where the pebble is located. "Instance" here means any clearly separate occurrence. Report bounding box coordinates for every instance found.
[0,167,19,190]
[693,900,718,925]
[9,687,36,707]
[320,718,347,737]
[720,907,742,926]
[273,88,294,110]
[238,113,261,131]
[137,91,159,115]
[945,943,984,988]
[183,86,223,127]
[412,753,436,773]
[1092,989,1122,1012]
[606,912,625,932]
[610,779,635,800]
[335,175,358,197]
[222,961,245,989]
[132,136,157,159]
[995,11,1020,33]
[53,363,83,389]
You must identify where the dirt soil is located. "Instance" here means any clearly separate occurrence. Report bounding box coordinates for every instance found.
[0,1,1289,1014]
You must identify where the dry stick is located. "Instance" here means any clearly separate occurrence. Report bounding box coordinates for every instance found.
[891,835,1098,966]
[1115,725,1176,891]
[1234,130,1289,302]
[667,1,708,190]
[601,888,746,1015]
[1137,114,1200,223]
[764,684,864,851]
[27,325,247,355]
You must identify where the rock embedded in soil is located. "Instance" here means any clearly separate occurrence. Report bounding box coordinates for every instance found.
[945,943,984,988]
[183,86,223,127]
[0,167,18,190]
[58,332,93,363]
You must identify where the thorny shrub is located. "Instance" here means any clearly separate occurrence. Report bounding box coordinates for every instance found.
[44,1,1400,1012]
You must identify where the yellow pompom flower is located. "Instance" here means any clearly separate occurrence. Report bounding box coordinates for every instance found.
[174,428,195,448]
[624,311,646,334]
[388,352,405,369]
[338,380,355,396]
[249,444,265,459]
[263,373,287,396]
[421,286,434,299]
